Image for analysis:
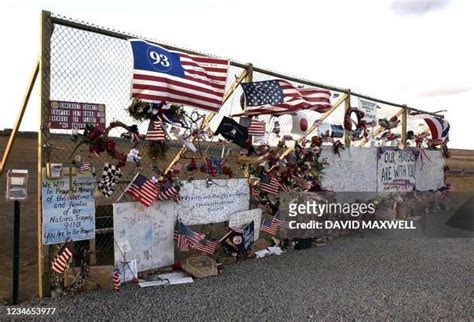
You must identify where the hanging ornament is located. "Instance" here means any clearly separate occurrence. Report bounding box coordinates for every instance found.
[272,121,281,135]
[291,111,314,136]
[378,116,400,130]
[332,140,344,156]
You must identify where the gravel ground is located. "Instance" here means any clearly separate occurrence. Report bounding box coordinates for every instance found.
[1,236,473,320]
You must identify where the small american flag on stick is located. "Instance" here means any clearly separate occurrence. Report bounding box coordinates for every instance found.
[146,119,166,141]
[247,119,266,136]
[258,173,280,195]
[125,173,158,207]
[51,241,73,274]
[273,211,290,229]
[112,268,121,291]
[261,218,278,235]
[157,187,182,203]
[194,239,218,256]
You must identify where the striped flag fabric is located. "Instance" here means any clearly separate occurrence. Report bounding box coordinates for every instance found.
[174,221,193,251]
[130,39,229,113]
[258,172,280,195]
[278,182,293,193]
[77,161,92,173]
[247,119,266,136]
[237,80,331,116]
[194,238,218,256]
[261,218,278,235]
[125,173,158,207]
[157,187,182,203]
[146,119,166,141]
[112,268,121,291]
[51,241,73,274]
[273,211,290,228]
[174,221,215,254]
[422,115,450,145]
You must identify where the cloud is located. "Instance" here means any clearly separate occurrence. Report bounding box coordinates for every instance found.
[417,86,472,97]
[390,0,451,15]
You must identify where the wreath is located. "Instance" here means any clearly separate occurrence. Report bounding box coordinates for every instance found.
[344,108,368,140]
[71,121,140,168]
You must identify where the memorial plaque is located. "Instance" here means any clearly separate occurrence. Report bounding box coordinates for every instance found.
[181,256,218,279]
[49,100,106,130]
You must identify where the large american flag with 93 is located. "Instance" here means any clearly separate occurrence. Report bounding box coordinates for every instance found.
[130,39,229,113]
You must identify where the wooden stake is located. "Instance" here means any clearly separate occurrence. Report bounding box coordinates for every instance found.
[401,105,408,148]
[0,60,39,175]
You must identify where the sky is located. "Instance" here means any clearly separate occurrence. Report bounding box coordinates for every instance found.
[0,0,473,149]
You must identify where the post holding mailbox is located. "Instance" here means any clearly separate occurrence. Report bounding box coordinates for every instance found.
[6,169,28,304]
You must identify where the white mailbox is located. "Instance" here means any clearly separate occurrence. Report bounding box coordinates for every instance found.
[6,169,28,201]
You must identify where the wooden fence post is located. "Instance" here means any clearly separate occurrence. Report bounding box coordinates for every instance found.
[344,90,351,147]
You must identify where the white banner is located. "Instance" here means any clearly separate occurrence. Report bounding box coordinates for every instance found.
[377,147,417,192]
[176,179,250,225]
[358,98,377,124]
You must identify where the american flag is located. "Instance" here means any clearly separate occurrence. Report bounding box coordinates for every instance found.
[157,187,182,203]
[112,268,121,291]
[247,119,266,136]
[51,241,73,274]
[130,39,229,113]
[194,238,218,255]
[258,172,280,195]
[238,80,331,116]
[278,182,293,193]
[174,221,192,251]
[146,119,166,141]
[261,218,278,235]
[125,173,158,207]
[77,162,92,173]
[422,115,450,144]
[174,221,206,252]
[273,211,290,228]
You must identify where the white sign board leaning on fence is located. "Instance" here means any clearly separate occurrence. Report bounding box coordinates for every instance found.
[377,147,417,192]
[358,98,377,124]
[41,171,95,245]
[176,178,250,225]
[113,201,176,275]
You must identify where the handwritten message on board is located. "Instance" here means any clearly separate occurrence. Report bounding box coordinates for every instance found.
[377,147,416,192]
[176,179,250,225]
[113,202,175,273]
[42,172,95,245]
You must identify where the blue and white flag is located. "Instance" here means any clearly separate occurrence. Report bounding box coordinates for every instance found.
[129,39,229,113]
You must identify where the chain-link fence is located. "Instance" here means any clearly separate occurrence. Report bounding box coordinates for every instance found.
[0,10,443,301]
